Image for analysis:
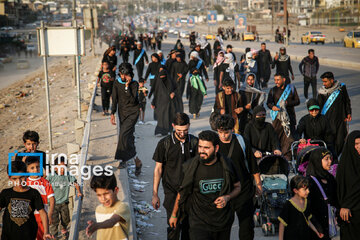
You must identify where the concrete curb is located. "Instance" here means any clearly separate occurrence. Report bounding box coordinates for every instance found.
[117,168,138,240]
[162,38,360,71]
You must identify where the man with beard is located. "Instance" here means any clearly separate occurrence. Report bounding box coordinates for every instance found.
[110,63,142,173]
[244,106,282,161]
[152,113,198,240]
[216,115,261,240]
[151,67,177,136]
[267,74,299,160]
[318,71,351,155]
[133,42,149,79]
[186,51,209,119]
[257,43,272,88]
[219,53,241,90]
[299,49,319,100]
[169,130,241,240]
[272,47,294,84]
[239,73,266,134]
[170,52,189,112]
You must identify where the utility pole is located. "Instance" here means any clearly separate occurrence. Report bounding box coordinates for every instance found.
[72,0,77,87]
[284,0,288,46]
[271,0,274,41]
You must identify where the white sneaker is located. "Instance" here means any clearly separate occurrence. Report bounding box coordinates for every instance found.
[138,121,144,125]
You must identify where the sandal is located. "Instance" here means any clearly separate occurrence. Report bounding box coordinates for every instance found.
[134,157,142,176]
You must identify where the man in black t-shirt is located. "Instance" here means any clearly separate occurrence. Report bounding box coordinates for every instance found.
[170,130,241,240]
[152,113,198,240]
[0,161,51,240]
[216,115,261,240]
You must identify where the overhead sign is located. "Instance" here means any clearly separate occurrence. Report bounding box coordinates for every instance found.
[207,11,217,26]
[235,14,246,30]
[37,27,85,56]
[175,17,181,28]
[187,16,195,28]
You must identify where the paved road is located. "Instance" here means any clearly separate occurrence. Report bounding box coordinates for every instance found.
[126,37,359,240]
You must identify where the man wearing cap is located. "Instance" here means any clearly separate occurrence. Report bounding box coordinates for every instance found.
[318,71,351,156]
[226,44,237,62]
[171,52,189,112]
[133,42,149,79]
[295,98,334,155]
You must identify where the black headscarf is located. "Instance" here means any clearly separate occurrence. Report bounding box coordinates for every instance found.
[337,131,360,210]
[151,53,160,62]
[306,147,334,181]
[252,106,266,129]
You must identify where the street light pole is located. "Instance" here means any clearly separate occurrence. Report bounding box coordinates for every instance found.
[284,0,288,46]
[72,0,77,87]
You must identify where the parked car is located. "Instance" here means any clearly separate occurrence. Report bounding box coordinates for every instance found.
[0,26,13,31]
[243,32,255,41]
[26,44,36,52]
[203,33,216,40]
[343,31,360,48]
[168,28,175,34]
[301,31,326,44]
[16,59,30,69]
[180,31,190,39]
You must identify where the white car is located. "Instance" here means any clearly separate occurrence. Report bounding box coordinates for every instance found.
[180,31,189,39]
[173,30,179,35]
[168,28,175,34]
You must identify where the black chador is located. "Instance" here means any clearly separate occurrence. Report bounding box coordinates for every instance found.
[111,75,139,161]
[145,53,161,88]
[133,46,148,79]
[186,55,208,117]
[170,57,188,113]
[151,68,176,136]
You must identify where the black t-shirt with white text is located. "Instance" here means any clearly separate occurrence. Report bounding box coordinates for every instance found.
[189,160,235,231]
[0,188,44,240]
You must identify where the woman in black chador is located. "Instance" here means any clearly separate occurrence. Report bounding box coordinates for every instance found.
[337,131,360,240]
[306,147,339,240]
[110,63,142,174]
[151,67,176,136]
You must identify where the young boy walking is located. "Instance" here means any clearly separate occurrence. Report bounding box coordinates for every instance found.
[25,156,55,240]
[0,161,52,240]
[97,61,115,116]
[138,78,148,124]
[214,78,243,134]
[86,173,130,239]
[46,156,83,237]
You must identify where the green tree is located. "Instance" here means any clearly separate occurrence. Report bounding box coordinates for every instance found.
[213,5,223,14]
